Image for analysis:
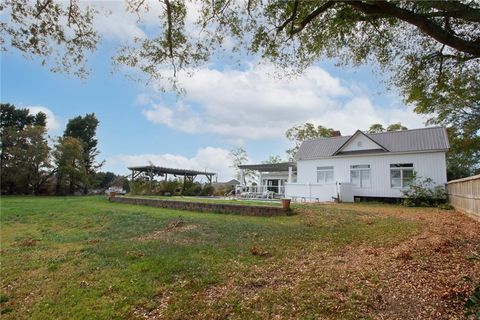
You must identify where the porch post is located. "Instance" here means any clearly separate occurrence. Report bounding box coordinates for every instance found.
[240,170,245,185]
[288,166,293,183]
[258,172,263,192]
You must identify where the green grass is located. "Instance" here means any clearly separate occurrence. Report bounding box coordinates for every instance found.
[121,195,283,206]
[0,196,421,319]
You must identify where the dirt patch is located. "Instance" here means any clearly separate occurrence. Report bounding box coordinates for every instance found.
[137,218,197,241]
[133,292,171,320]
[17,238,38,247]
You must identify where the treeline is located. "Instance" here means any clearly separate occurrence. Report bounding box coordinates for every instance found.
[0,103,125,195]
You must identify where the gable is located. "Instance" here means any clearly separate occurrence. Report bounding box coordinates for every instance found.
[339,134,382,152]
[334,131,387,155]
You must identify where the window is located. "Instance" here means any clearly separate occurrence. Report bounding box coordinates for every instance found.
[390,163,414,188]
[350,165,371,188]
[317,166,334,184]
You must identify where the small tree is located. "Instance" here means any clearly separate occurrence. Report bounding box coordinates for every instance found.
[386,123,408,132]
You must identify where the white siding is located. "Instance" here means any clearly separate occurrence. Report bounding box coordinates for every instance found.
[296,152,447,198]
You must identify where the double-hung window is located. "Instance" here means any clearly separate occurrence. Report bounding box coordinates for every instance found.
[390,163,414,188]
[317,166,334,184]
[350,165,371,188]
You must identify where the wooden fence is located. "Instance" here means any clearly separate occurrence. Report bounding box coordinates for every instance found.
[446,174,480,219]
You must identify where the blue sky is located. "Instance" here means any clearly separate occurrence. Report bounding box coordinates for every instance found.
[1,2,427,180]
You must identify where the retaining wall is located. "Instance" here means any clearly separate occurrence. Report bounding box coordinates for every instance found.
[110,196,289,216]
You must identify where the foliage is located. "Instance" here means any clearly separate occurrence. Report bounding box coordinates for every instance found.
[285,123,337,160]
[367,123,385,134]
[401,174,448,207]
[129,180,150,196]
[386,123,408,132]
[1,0,98,77]
[64,114,104,193]
[465,286,480,318]
[53,136,88,195]
[366,123,408,133]
[91,171,117,189]
[445,127,480,180]
[1,104,50,194]
[262,155,283,164]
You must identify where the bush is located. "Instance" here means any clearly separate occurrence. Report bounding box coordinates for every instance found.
[402,174,448,207]
[465,286,480,318]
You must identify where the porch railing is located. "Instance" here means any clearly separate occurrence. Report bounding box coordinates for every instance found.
[235,184,285,195]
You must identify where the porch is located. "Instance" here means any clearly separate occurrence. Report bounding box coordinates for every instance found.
[236,162,297,198]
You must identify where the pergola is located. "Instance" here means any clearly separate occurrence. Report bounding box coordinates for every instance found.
[128,165,216,194]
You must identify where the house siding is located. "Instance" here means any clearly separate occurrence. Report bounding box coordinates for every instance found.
[296,151,447,198]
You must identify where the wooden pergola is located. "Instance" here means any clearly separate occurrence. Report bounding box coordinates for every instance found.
[128,165,216,194]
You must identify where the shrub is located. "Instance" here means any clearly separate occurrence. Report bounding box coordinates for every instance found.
[401,174,448,207]
[200,184,215,196]
[465,286,480,318]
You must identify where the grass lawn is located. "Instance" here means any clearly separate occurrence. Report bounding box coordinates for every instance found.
[1,196,479,319]
[121,195,283,207]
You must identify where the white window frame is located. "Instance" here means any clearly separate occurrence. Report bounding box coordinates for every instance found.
[390,163,414,188]
[350,165,371,188]
[316,166,334,185]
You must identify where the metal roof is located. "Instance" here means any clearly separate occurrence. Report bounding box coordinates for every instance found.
[296,127,449,160]
[238,162,296,172]
[128,165,216,176]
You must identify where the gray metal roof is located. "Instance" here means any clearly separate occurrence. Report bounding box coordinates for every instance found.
[296,127,449,160]
[238,162,296,172]
[128,165,216,176]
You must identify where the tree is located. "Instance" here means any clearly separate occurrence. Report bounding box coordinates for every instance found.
[63,113,104,193]
[1,104,50,194]
[262,155,283,164]
[229,147,255,184]
[445,128,480,180]
[367,123,385,134]
[286,123,337,160]
[53,137,88,195]
[386,123,408,132]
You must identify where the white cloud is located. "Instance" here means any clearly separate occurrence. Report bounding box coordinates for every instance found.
[109,146,235,181]
[140,64,426,139]
[27,106,61,132]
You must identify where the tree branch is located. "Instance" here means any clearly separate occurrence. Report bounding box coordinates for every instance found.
[289,1,334,37]
[346,1,480,57]
[164,0,176,77]
[276,0,299,33]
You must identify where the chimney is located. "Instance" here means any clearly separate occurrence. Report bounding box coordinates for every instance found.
[330,130,341,137]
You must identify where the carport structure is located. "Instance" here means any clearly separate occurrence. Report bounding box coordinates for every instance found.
[128,165,216,194]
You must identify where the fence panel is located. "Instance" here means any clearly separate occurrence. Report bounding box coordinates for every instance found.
[446,174,480,219]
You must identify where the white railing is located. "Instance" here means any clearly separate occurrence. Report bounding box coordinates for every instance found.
[285,183,337,202]
[235,184,285,196]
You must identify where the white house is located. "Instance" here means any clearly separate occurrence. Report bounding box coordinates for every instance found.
[238,127,449,202]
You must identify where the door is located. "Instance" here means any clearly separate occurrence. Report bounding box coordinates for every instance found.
[267,180,279,193]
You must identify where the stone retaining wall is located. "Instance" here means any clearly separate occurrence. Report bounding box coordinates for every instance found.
[109,196,290,216]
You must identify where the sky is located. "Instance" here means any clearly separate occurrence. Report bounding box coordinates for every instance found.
[1,1,428,181]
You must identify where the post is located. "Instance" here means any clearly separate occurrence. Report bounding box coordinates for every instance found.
[288,166,293,183]
[258,172,263,193]
[240,170,245,185]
